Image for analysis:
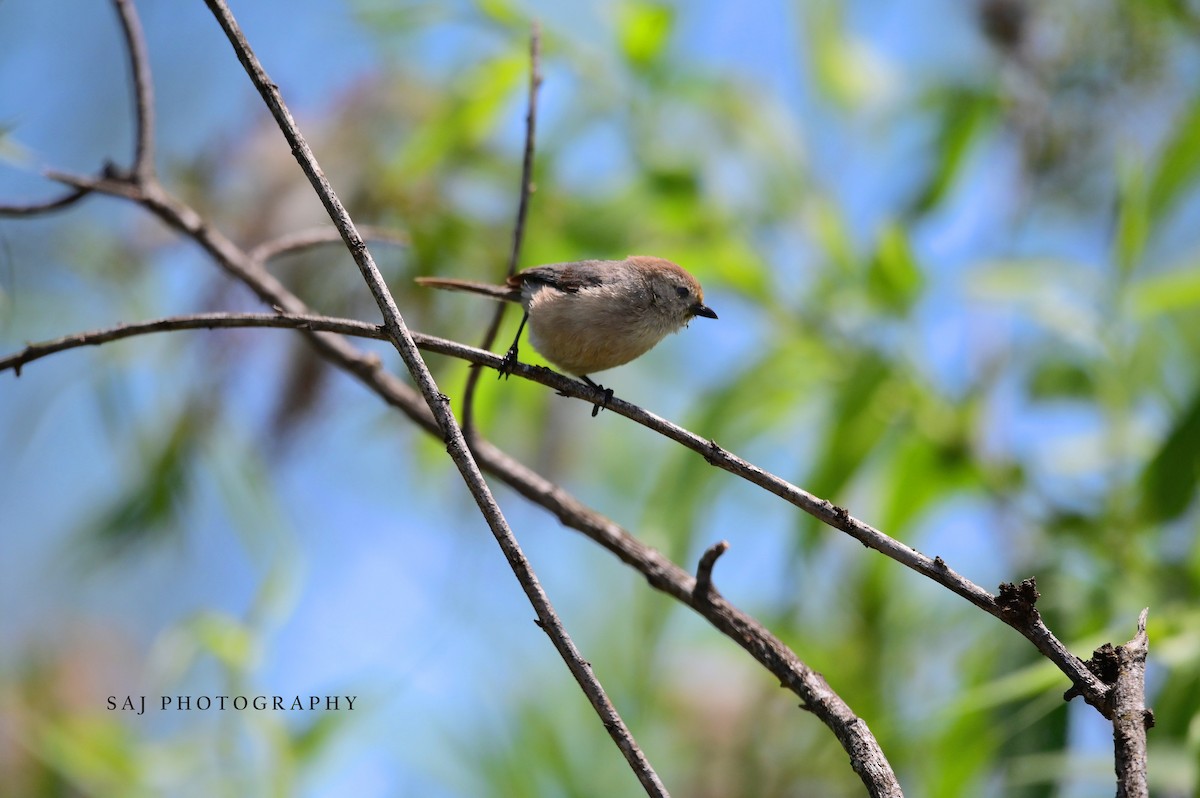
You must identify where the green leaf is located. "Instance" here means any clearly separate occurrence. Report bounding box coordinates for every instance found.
[805,351,894,503]
[90,408,204,556]
[867,221,924,312]
[0,125,30,165]
[1027,360,1096,399]
[805,0,893,108]
[617,1,674,69]
[1141,388,1200,522]
[1114,156,1150,276]
[186,612,258,671]
[910,89,996,215]
[1129,264,1200,317]
[1147,94,1200,227]
[475,0,524,30]
[879,436,975,534]
[808,196,856,274]
[35,717,144,795]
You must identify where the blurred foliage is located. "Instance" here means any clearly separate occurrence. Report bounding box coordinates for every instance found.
[3,0,1200,796]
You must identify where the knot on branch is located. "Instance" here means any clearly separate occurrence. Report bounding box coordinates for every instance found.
[101,160,131,182]
[703,439,721,465]
[996,577,1040,621]
[1084,642,1121,685]
[693,540,730,603]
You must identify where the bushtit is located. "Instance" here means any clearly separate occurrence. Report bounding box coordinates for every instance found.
[417,255,717,414]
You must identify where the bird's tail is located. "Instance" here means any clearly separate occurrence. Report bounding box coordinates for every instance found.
[414,276,521,302]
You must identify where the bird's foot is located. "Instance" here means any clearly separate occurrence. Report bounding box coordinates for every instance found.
[580,376,613,417]
[498,346,519,380]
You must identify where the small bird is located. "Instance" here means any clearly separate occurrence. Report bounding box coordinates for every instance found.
[417,256,717,415]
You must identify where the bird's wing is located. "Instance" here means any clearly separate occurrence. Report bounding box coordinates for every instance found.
[510,260,613,293]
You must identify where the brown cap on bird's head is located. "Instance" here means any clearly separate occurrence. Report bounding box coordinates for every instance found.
[625,255,718,320]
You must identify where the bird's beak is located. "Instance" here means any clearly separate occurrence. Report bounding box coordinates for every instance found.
[691,303,718,319]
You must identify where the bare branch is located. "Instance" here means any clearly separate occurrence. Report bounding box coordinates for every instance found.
[462,23,542,434]
[0,0,151,218]
[1113,609,1152,798]
[7,177,900,794]
[505,23,542,280]
[0,312,383,376]
[0,186,93,217]
[248,225,409,266]
[200,3,668,793]
[113,0,156,180]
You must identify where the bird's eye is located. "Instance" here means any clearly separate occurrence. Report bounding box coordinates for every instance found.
[675,286,690,299]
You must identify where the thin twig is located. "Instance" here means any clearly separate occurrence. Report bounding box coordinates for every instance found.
[0,312,382,376]
[113,0,155,181]
[461,23,542,435]
[0,186,93,217]
[200,3,668,794]
[0,0,148,218]
[248,225,409,266]
[1113,609,1152,798]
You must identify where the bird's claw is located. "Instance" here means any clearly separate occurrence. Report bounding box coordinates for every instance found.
[579,377,613,417]
[590,388,613,417]
[498,346,519,380]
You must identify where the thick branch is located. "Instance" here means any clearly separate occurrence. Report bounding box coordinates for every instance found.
[1113,609,1152,798]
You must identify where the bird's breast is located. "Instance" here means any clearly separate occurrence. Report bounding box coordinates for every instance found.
[524,287,673,375]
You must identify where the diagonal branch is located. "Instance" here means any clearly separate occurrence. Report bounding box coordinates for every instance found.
[200,3,667,794]
[2,169,904,792]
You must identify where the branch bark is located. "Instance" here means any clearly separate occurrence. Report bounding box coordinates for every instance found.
[1113,609,1152,798]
